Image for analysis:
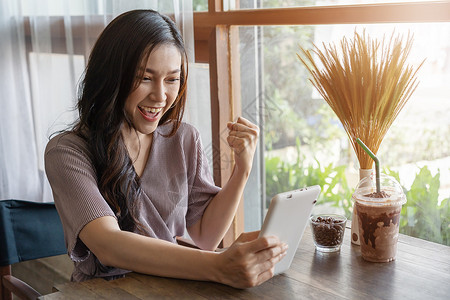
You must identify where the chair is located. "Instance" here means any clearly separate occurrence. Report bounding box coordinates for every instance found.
[0,200,67,300]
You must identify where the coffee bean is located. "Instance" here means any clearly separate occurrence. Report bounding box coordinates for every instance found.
[311,216,346,247]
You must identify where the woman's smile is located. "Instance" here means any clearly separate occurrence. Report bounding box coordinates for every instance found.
[138,105,164,122]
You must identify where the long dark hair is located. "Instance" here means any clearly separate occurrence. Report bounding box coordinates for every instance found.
[73,10,188,232]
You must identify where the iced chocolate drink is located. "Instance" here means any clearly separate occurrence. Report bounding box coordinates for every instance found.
[352,175,406,262]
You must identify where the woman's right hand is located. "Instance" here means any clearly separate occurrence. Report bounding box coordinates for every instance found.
[215,231,288,289]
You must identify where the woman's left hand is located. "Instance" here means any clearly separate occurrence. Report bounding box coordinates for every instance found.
[227,117,259,174]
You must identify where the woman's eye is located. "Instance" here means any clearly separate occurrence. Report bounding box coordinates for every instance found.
[143,76,151,82]
[166,78,180,83]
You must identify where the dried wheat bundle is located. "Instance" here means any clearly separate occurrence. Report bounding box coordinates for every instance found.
[297,30,423,169]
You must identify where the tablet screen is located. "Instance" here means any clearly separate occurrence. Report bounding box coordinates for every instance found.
[259,185,320,275]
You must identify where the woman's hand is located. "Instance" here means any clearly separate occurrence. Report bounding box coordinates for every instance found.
[188,118,259,250]
[227,117,259,174]
[215,231,288,289]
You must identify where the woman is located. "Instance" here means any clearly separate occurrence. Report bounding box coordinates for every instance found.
[45,9,286,289]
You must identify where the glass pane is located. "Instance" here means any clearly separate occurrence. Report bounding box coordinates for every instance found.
[236,23,450,245]
[226,0,435,10]
[193,0,208,11]
[184,63,214,170]
[238,26,265,231]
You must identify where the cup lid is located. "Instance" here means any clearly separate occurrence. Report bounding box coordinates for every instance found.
[352,173,406,206]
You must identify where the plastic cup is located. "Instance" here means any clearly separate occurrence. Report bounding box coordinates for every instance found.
[352,174,406,262]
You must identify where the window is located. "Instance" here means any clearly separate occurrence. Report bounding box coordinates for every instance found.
[195,1,450,245]
[258,22,449,244]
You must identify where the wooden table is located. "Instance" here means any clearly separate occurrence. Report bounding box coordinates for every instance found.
[39,225,450,299]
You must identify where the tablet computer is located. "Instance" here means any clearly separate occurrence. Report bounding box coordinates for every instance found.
[259,185,320,275]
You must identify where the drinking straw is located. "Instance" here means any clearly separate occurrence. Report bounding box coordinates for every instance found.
[356,138,380,193]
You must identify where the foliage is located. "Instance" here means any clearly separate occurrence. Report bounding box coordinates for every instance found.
[379,125,450,166]
[262,25,316,150]
[385,167,450,246]
[265,149,450,246]
[265,138,353,215]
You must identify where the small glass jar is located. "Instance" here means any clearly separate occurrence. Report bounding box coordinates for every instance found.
[310,214,347,252]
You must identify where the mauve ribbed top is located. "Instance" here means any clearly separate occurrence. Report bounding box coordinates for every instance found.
[45,122,220,281]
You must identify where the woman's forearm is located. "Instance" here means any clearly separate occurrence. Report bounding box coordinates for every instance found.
[188,164,250,250]
[80,216,221,282]
[107,232,220,280]
[189,117,259,250]
[80,216,286,289]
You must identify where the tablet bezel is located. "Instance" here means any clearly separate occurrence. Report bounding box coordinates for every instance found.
[259,185,321,275]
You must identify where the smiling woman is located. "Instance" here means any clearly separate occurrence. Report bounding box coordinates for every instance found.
[43,9,285,288]
[69,10,189,236]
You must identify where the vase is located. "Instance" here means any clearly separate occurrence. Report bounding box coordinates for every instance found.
[350,168,374,245]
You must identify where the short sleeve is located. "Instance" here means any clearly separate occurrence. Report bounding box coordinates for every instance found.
[185,134,221,227]
[44,136,116,262]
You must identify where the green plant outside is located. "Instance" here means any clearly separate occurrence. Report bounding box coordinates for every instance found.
[265,145,450,246]
[385,167,449,246]
[265,138,353,215]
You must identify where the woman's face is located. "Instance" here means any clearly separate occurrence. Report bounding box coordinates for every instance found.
[124,43,182,136]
